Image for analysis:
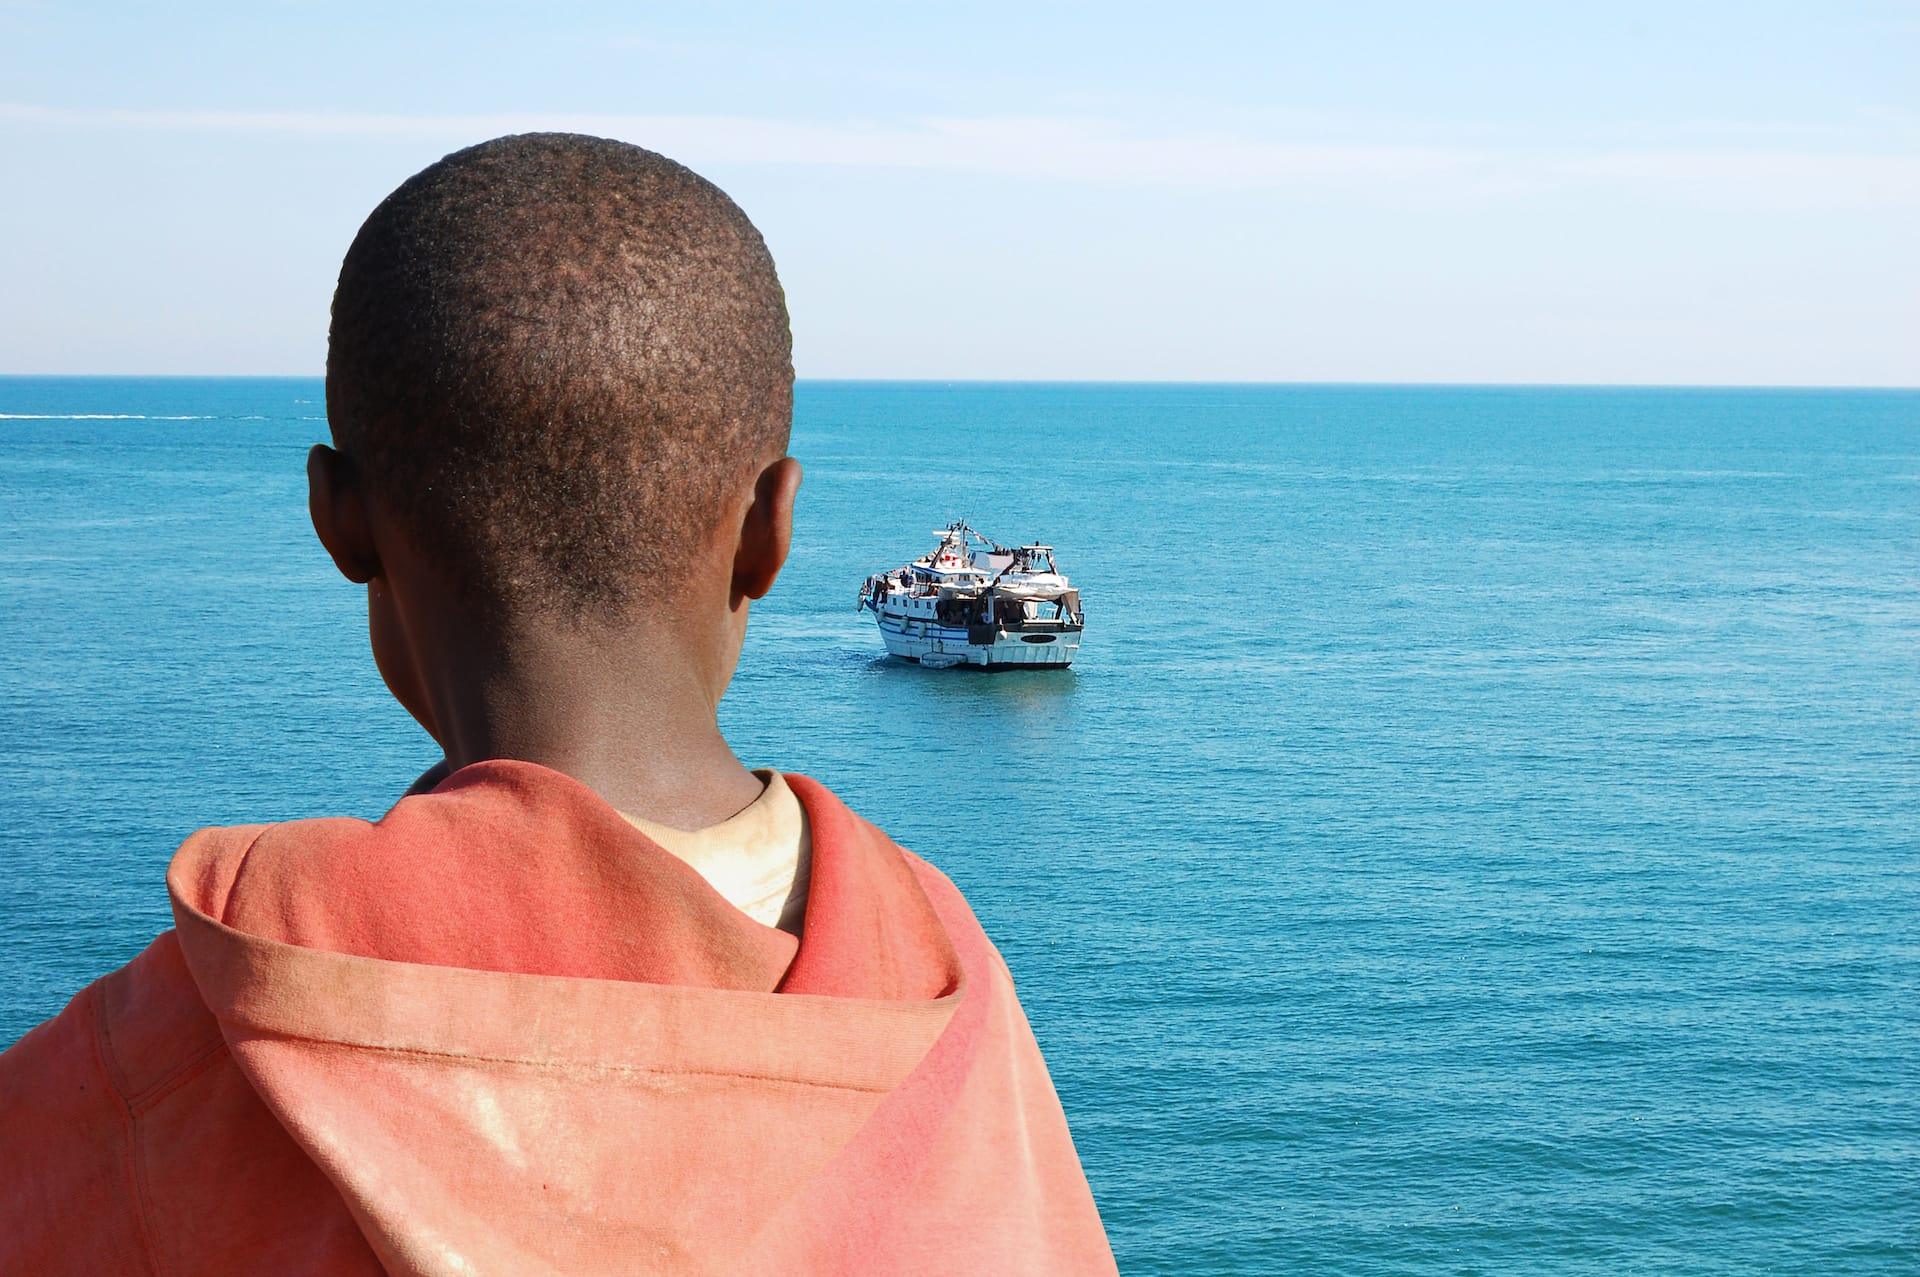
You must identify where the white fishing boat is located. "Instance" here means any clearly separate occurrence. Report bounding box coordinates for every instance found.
[857,521,1084,669]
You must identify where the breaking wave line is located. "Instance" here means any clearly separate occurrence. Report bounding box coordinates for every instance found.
[0,412,220,420]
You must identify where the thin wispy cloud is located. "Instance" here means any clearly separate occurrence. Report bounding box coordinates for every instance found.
[4,103,1914,208]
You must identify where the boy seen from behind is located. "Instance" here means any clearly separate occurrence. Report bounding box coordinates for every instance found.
[0,133,1115,1276]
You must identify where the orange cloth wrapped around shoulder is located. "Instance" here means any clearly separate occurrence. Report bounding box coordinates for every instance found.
[0,762,1115,1275]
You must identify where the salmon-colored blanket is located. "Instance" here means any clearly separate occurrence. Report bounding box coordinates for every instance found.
[0,762,1115,1274]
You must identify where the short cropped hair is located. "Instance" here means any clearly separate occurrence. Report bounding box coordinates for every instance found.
[326,132,793,619]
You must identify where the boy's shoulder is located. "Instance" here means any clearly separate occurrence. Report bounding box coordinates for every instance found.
[0,816,279,1135]
[1,926,219,1108]
[0,919,388,1276]
[0,929,217,1274]
[783,773,989,924]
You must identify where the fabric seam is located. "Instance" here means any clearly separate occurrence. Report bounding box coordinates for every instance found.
[89,984,165,1277]
[127,1039,230,1118]
[234,1027,900,1094]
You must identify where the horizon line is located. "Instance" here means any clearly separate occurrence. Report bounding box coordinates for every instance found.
[1,373,1917,393]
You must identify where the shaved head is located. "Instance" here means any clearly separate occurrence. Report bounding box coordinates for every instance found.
[325,132,793,621]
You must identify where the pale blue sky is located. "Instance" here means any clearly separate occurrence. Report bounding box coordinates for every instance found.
[2,2,1915,383]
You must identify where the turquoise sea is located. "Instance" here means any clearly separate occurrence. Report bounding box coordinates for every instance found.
[1,377,1915,1273]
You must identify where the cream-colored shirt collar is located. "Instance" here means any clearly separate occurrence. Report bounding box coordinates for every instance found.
[619,769,811,936]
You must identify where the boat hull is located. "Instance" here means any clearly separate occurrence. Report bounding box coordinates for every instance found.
[873,613,1080,669]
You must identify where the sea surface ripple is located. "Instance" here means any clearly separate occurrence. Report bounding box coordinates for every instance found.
[1,377,1915,1273]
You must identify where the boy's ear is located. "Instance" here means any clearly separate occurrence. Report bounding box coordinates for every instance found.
[732,456,803,602]
[307,444,383,584]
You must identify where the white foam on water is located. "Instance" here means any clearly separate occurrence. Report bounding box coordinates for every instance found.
[0,412,219,420]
